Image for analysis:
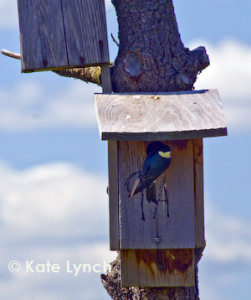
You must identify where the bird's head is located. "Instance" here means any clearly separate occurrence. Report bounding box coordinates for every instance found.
[146,142,171,159]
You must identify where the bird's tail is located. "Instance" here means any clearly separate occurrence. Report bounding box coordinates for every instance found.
[146,182,157,204]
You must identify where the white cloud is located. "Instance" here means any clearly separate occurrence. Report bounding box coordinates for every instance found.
[0,80,102,131]
[0,162,109,239]
[0,1,18,29]
[0,161,116,299]
[204,202,251,264]
[199,202,251,300]
[0,243,116,300]
[191,39,251,132]
[193,40,251,99]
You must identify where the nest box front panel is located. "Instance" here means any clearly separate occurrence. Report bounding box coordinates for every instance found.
[17,0,109,72]
[118,140,195,250]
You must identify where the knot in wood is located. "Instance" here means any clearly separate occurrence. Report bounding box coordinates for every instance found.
[175,72,191,89]
[123,52,143,78]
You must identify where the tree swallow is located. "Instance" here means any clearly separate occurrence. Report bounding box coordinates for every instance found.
[130,141,171,203]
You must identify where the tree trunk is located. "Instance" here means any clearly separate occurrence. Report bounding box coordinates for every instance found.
[111,0,209,93]
[101,0,209,299]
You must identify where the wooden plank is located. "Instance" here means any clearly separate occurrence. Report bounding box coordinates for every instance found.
[121,249,195,287]
[18,0,68,72]
[61,0,109,66]
[17,0,110,72]
[108,141,120,250]
[193,139,205,248]
[101,128,227,141]
[119,140,195,249]
[101,64,112,93]
[94,89,228,141]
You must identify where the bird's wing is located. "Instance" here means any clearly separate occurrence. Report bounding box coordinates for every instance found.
[129,177,140,197]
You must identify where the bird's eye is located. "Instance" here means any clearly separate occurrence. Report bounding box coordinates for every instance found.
[158,151,171,158]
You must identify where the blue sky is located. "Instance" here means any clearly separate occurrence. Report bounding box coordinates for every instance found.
[0,1,251,299]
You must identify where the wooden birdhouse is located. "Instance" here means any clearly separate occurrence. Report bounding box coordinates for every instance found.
[16,0,111,91]
[94,89,227,287]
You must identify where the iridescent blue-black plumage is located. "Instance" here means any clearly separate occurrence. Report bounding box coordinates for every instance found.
[130,141,171,203]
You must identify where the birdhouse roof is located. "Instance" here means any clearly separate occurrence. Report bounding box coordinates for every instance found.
[94,89,227,141]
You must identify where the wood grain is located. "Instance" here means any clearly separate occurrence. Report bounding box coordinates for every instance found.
[94,89,227,141]
[18,0,68,72]
[100,64,112,93]
[108,141,120,250]
[118,140,195,249]
[121,249,195,287]
[17,0,109,72]
[193,139,205,248]
[61,0,109,66]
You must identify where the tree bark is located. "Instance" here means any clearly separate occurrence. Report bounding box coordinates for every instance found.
[111,0,209,93]
[101,0,208,299]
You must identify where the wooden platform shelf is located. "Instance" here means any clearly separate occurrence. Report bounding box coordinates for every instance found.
[17,0,110,73]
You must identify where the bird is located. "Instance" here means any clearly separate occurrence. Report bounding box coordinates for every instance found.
[129,141,171,204]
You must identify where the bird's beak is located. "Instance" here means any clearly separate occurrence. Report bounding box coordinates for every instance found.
[158,151,171,158]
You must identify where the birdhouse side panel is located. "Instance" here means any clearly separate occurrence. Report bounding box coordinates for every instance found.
[193,139,205,248]
[108,141,120,250]
[17,0,68,72]
[118,140,195,249]
[61,0,110,66]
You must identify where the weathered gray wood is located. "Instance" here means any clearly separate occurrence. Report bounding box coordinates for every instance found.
[193,139,205,248]
[17,0,109,72]
[101,64,112,93]
[108,141,120,250]
[94,89,227,141]
[119,140,195,249]
[121,249,195,287]
[18,0,68,72]
[61,0,109,66]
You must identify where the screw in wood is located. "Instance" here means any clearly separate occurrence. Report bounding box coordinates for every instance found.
[155,237,160,243]
[98,40,103,46]
[43,60,48,67]
[79,57,85,63]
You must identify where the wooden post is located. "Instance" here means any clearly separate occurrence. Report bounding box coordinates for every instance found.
[101,64,112,94]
